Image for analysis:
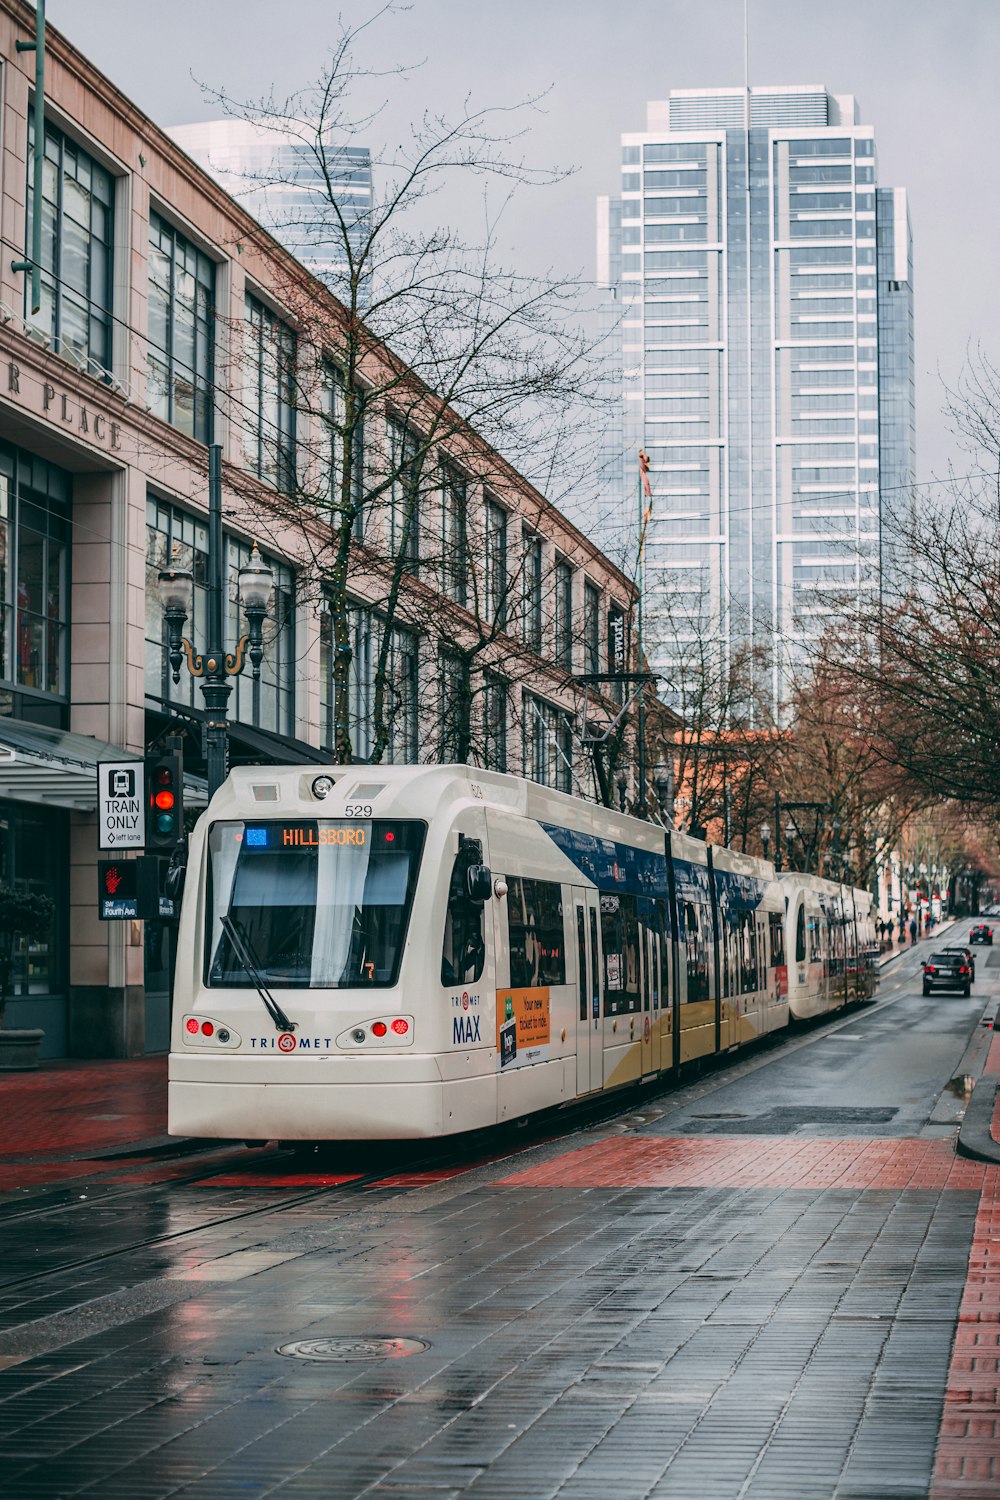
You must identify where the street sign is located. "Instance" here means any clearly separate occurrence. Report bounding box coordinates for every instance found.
[98,759,145,850]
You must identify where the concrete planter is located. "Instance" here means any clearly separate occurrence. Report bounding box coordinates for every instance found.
[0,1027,45,1071]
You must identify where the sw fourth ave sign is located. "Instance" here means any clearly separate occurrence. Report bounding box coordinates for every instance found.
[98,760,145,851]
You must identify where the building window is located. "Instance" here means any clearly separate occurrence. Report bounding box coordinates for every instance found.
[484,498,507,628]
[244,293,296,490]
[0,801,65,1022]
[554,558,573,670]
[522,529,543,651]
[583,581,601,675]
[145,498,295,735]
[26,117,114,378]
[388,417,421,569]
[384,623,419,763]
[226,537,295,735]
[320,601,373,760]
[323,363,365,539]
[439,648,466,761]
[524,693,572,794]
[482,671,507,773]
[0,445,70,717]
[441,464,468,606]
[147,211,215,443]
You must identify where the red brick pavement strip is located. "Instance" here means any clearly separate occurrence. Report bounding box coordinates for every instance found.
[496,1133,990,1191]
[932,1167,1000,1498]
[0,1055,167,1158]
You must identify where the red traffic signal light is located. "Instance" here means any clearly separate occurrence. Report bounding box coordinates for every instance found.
[144,753,183,849]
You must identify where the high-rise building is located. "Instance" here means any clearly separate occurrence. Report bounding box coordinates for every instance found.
[167,119,373,298]
[598,86,914,715]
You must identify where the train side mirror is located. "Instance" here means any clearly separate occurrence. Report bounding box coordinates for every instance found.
[466,863,493,906]
[164,839,188,902]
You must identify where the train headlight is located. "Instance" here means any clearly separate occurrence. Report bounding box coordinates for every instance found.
[312,775,335,800]
[352,1028,366,1044]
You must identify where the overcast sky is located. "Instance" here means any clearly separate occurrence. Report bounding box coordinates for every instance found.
[46,0,1000,484]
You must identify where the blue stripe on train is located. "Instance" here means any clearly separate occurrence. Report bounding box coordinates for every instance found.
[540,822,669,899]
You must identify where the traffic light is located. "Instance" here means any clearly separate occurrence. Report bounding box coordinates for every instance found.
[144,753,183,850]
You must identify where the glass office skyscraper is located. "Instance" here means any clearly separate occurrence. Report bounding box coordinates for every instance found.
[168,119,372,299]
[597,86,914,715]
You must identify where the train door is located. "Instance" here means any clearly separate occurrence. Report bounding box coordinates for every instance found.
[574,890,602,1095]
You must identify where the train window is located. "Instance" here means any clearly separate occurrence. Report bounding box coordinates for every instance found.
[600,892,641,1015]
[657,901,670,1010]
[795,906,806,964]
[507,877,566,987]
[683,900,710,1005]
[769,912,785,968]
[205,820,426,988]
[738,910,758,993]
[440,843,486,987]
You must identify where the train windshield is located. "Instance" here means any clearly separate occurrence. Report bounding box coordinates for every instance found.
[205,820,426,989]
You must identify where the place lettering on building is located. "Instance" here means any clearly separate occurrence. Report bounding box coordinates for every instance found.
[5,362,122,451]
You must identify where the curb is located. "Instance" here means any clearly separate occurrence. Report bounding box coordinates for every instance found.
[957,1069,1000,1163]
[957,993,1000,1162]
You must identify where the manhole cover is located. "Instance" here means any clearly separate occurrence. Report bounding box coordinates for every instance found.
[277,1336,430,1362]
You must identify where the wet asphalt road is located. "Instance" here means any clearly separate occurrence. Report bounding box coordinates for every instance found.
[0,927,995,1499]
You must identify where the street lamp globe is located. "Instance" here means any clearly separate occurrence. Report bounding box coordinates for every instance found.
[238,543,274,614]
[157,564,194,618]
[759,820,771,853]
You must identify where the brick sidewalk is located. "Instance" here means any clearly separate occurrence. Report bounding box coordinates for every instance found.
[0,1056,167,1189]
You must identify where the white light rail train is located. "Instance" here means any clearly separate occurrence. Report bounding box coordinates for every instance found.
[168,765,879,1142]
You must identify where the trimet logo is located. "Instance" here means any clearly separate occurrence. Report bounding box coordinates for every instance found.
[278,1033,296,1052]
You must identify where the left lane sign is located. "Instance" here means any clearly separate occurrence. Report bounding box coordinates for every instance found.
[98,760,145,850]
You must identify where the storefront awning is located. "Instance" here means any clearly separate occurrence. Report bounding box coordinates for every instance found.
[0,720,208,812]
[145,696,335,770]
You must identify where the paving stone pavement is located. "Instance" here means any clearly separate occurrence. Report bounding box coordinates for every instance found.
[2,978,1000,1498]
[0,1142,992,1500]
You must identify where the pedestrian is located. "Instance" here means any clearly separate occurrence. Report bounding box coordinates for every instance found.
[878,920,886,950]
[909,917,917,944]
[887,917,895,946]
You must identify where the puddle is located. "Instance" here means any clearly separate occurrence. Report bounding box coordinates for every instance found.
[944,1074,975,1102]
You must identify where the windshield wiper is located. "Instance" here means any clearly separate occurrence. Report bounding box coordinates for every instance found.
[219,914,298,1033]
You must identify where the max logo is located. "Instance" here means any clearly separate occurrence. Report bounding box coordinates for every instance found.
[452,1015,481,1045]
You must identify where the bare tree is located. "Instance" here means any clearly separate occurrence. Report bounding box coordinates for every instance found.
[201,7,617,763]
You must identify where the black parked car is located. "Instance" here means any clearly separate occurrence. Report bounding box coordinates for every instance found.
[970,924,994,945]
[923,951,973,997]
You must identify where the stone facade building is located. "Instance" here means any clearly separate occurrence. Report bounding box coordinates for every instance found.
[0,0,637,1059]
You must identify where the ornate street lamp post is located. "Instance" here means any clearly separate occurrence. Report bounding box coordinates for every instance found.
[760,821,771,863]
[785,820,797,871]
[653,759,674,824]
[157,444,274,797]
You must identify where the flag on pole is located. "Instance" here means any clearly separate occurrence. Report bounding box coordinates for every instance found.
[638,450,653,561]
[639,449,652,501]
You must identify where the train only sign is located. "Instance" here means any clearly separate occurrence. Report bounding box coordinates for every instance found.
[98,760,145,850]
